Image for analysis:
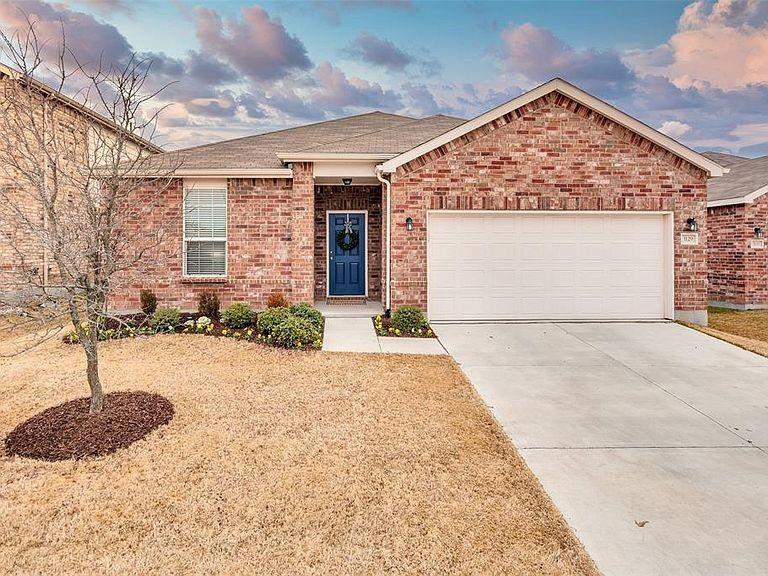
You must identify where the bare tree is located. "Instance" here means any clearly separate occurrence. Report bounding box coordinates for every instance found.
[0,20,178,414]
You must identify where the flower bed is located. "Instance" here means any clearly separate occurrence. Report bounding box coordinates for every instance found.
[374,306,435,338]
[63,303,325,350]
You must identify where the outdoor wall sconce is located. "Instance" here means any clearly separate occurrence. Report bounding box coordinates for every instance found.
[405,217,414,231]
[685,217,698,232]
[342,178,352,186]
[755,226,765,238]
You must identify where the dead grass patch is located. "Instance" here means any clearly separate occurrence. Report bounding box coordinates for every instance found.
[0,335,598,575]
[708,307,768,344]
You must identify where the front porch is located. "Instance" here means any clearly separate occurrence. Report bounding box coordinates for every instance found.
[313,183,384,307]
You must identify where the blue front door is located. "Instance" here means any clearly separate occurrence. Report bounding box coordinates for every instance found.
[329,212,366,296]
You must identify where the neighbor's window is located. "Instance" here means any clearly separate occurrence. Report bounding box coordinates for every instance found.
[183,187,227,276]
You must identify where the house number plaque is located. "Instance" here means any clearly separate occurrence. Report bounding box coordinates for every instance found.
[680,232,699,246]
[750,238,765,249]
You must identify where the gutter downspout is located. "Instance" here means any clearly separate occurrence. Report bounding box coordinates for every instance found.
[375,167,391,315]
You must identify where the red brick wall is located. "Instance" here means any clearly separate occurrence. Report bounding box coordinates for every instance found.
[389,92,709,319]
[110,177,299,311]
[314,185,382,301]
[708,195,768,308]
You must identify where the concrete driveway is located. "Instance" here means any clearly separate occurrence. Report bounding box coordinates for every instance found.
[437,322,768,576]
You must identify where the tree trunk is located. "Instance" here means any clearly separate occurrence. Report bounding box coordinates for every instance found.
[85,338,103,414]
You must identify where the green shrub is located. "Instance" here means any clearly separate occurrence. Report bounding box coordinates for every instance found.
[140,289,157,316]
[221,302,255,328]
[257,306,291,335]
[391,306,428,335]
[289,302,323,329]
[268,316,321,349]
[150,307,181,331]
[197,291,220,318]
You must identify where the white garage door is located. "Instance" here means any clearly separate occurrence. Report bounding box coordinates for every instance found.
[427,212,671,321]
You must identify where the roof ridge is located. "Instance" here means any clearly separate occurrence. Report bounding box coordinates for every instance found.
[289,114,432,153]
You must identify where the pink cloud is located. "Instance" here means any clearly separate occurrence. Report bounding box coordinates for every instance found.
[628,0,768,90]
[194,5,311,82]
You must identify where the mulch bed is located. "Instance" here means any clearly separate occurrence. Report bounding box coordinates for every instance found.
[4,391,174,461]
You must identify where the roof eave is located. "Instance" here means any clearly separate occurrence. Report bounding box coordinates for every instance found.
[276,152,397,163]
[378,78,726,177]
[0,63,163,154]
[707,183,768,208]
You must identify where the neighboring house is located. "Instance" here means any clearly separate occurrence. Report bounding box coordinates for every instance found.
[114,78,725,325]
[705,151,768,309]
[0,63,162,295]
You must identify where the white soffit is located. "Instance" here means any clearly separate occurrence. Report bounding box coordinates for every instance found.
[378,78,726,177]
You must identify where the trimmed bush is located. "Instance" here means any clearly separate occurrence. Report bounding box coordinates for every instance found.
[257,307,291,335]
[289,302,323,329]
[150,307,181,331]
[197,291,220,318]
[391,306,428,335]
[268,316,321,349]
[139,289,157,316]
[221,302,255,329]
[267,292,289,309]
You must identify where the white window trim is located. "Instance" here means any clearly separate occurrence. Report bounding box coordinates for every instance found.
[182,184,228,279]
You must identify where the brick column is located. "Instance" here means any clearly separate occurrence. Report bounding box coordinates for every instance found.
[291,162,315,303]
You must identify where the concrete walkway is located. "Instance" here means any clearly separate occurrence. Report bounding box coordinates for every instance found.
[438,322,768,576]
[322,317,445,354]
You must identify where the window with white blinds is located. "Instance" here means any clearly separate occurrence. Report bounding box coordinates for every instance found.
[183,187,227,276]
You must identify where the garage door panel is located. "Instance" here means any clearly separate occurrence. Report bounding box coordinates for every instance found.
[428,212,669,321]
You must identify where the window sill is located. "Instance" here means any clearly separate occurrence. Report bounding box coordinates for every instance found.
[182,276,228,284]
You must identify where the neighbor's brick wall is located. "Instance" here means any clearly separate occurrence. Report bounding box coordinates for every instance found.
[708,195,768,307]
[389,92,709,316]
[109,177,299,311]
[314,185,382,301]
[0,75,87,293]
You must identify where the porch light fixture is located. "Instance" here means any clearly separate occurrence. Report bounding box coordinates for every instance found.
[755,226,765,238]
[342,178,352,186]
[405,217,414,232]
[685,217,698,232]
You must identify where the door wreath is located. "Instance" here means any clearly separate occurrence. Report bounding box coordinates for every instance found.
[336,228,359,251]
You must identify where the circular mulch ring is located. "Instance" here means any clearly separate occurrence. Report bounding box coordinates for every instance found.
[4,391,174,461]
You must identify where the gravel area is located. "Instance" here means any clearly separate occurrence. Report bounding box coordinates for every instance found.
[0,334,598,575]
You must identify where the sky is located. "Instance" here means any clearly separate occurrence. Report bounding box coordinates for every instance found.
[1,0,767,156]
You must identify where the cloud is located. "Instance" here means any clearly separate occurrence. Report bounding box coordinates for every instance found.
[499,23,634,94]
[309,61,402,112]
[79,0,134,16]
[629,0,768,90]
[185,51,239,86]
[193,5,312,82]
[658,120,692,138]
[0,0,132,70]
[344,33,413,72]
[183,97,238,118]
[343,32,442,77]
[311,0,412,26]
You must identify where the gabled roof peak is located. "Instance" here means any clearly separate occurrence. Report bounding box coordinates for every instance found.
[379,78,725,177]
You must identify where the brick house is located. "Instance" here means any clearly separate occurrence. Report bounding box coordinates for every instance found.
[705,152,768,309]
[0,63,162,296]
[114,78,725,325]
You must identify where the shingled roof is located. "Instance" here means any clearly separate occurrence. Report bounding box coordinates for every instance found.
[705,152,768,206]
[156,111,466,170]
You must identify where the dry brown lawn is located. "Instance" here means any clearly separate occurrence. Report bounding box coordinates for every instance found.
[0,335,598,576]
[708,307,768,343]
[685,307,768,357]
